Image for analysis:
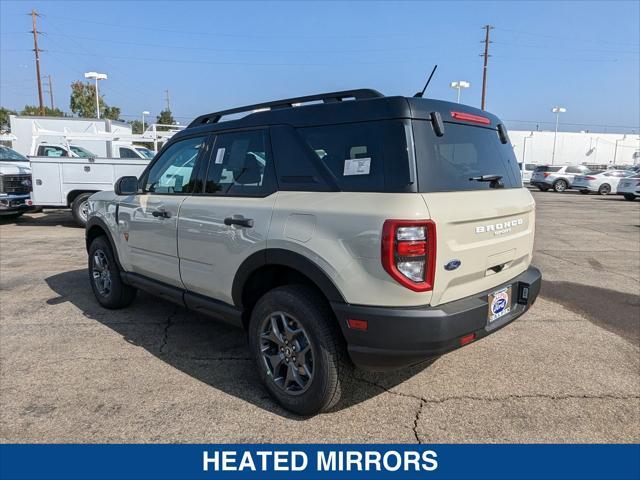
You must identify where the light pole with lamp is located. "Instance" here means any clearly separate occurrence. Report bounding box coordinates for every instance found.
[551,106,566,165]
[450,81,470,104]
[84,71,108,119]
[141,111,150,133]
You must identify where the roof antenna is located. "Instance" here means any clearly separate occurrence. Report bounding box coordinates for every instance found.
[414,65,438,98]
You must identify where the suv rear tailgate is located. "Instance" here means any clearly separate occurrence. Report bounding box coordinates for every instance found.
[422,188,535,306]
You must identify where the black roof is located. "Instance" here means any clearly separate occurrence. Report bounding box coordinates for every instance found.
[176,88,502,141]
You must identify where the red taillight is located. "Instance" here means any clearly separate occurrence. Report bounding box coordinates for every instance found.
[381,220,436,292]
[459,332,476,346]
[543,172,551,178]
[347,319,368,331]
[584,176,597,180]
[451,111,491,125]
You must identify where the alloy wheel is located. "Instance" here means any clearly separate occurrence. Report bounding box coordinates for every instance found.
[91,249,112,296]
[259,311,314,395]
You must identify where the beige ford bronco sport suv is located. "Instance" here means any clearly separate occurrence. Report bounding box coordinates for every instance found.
[86,89,541,415]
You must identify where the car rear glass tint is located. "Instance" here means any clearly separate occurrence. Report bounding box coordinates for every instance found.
[534,165,562,172]
[297,120,413,192]
[412,121,522,192]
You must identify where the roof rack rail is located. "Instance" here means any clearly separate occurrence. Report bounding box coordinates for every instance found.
[188,88,384,127]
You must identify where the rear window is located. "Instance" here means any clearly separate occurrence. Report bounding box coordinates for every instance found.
[297,120,412,192]
[534,165,562,173]
[413,121,521,192]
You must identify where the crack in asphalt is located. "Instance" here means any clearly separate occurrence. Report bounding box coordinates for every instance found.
[159,306,178,355]
[412,400,425,444]
[351,373,640,442]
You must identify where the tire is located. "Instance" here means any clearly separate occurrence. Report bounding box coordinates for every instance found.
[71,192,93,227]
[598,184,611,195]
[624,194,637,201]
[553,179,568,192]
[580,189,590,195]
[88,236,136,309]
[248,285,350,415]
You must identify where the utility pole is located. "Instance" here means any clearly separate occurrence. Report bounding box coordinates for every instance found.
[45,75,54,110]
[30,9,45,115]
[480,24,493,111]
[164,90,171,112]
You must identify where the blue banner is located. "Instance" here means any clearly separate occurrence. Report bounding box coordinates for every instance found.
[1,444,638,480]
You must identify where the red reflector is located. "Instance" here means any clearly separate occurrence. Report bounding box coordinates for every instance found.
[347,319,368,331]
[396,241,427,256]
[451,111,491,125]
[459,332,476,346]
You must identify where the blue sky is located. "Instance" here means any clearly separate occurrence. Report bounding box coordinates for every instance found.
[1,0,638,132]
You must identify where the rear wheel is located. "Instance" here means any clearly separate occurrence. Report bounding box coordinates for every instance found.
[553,179,568,192]
[538,186,550,192]
[88,236,136,309]
[624,194,637,201]
[580,189,590,194]
[598,184,611,195]
[72,192,93,227]
[248,285,349,415]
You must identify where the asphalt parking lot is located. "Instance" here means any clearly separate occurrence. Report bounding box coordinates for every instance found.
[1,190,639,443]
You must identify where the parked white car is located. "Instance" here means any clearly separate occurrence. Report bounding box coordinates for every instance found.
[617,174,640,201]
[518,163,537,184]
[530,164,592,192]
[572,170,634,195]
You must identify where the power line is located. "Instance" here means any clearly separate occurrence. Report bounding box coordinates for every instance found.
[495,27,640,48]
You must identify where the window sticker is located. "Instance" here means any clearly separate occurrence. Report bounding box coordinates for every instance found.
[343,157,371,176]
[214,147,226,164]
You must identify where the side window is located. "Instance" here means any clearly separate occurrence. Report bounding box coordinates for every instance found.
[297,121,411,192]
[38,145,67,157]
[119,148,137,159]
[143,136,205,194]
[566,166,583,174]
[203,130,274,196]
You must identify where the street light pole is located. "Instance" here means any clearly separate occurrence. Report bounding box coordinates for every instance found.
[449,81,470,104]
[84,72,108,119]
[551,106,566,165]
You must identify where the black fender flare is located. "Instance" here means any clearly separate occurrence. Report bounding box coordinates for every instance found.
[85,216,125,271]
[231,248,346,308]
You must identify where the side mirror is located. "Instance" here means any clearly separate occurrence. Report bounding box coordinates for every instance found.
[114,176,139,195]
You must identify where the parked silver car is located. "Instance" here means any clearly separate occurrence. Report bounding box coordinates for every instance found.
[572,170,634,195]
[530,164,592,192]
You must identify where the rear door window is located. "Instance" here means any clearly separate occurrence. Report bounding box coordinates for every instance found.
[297,120,412,192]
[413,121,521,191]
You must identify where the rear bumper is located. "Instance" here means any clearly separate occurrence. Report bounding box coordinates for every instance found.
[332,266,542,371]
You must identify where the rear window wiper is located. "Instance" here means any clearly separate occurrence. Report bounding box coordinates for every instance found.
[469,174,504,188]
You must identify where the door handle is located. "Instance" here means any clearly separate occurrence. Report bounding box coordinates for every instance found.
[224,216,254,228]
[151,209,171,218]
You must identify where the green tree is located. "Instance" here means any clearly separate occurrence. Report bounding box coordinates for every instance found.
[129,119,143,134]
[69,81,121,120]
[20,105,66,117]
[156,109,175,130]
[0,107,17,131]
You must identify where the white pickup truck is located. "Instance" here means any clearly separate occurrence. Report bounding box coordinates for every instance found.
[30,156,149,226]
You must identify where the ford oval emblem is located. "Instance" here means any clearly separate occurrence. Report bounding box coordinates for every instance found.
[444,259,461,271]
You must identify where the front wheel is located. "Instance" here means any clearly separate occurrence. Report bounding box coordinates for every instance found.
[624,194,637,201]
[72,192,94,227]
[553,179,568,192]
[88,236,137,309]
[248,285,350,415]
[598,184,611,195]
